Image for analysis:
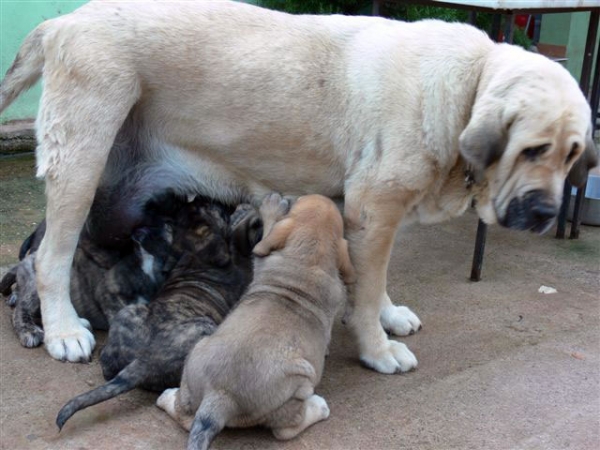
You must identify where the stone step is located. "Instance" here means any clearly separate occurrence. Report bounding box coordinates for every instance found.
[0,119,35,156]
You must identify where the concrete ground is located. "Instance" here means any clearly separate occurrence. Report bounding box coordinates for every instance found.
[1,155,599,450]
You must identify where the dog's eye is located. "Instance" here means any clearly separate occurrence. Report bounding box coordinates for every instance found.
[522,144,550,161]
[566,142,579,164]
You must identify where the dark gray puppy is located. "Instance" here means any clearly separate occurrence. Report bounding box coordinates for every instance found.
[56,201,262,430]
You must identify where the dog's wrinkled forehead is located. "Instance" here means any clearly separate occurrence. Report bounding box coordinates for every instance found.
[461,53,593,179]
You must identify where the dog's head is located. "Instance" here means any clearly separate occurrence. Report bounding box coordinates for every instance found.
[131,222,174,278]
[173,200,233,268]
[460,44,598,234]
[253,194,356,284]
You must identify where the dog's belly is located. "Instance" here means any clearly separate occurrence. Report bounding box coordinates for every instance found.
[157,139,346,201]
[139,91,348,200]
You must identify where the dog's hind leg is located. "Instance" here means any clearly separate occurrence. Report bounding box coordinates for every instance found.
[34,55,140,362]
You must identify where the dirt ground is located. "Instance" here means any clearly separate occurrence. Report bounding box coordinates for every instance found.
[0,154,598,449]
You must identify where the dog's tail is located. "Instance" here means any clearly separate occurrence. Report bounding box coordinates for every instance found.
[187,394,235,450]
[56,358,147,430]
[0,23,47,114]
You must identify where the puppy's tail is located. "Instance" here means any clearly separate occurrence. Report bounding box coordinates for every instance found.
[187,394,235,450]
[18,220,46,260]
[0,23,47,114]
[56,359,146,430]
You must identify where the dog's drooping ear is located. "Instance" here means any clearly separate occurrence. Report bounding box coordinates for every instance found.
[252,218,294,257]
[459,107,507,179]
[568,134,599,188]
[337,238,356,285]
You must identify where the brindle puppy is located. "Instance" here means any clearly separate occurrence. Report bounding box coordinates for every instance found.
[0,188,190,347]
[56,202,262,430]
[1,224,173,349]
[0,225,171,347]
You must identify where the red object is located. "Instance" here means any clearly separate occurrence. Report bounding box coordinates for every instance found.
[515,14,535,39]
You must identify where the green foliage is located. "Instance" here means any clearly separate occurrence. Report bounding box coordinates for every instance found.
[512,27,533,50]
[257,0,368,15]
[257,0,531,49]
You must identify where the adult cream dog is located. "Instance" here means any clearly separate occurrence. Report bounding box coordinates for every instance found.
[0,0,596,373]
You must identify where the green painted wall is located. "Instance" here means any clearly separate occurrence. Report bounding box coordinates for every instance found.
[1,1,87,122]
[539,11,598,82]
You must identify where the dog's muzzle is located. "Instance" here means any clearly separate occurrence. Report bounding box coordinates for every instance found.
[499,190,558,234]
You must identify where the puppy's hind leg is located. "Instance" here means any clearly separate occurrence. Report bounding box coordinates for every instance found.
[186,394,236,450]
[12,254,44,348]
[34,57,140,362]
[157,388,196,432]
[269,395,330,440]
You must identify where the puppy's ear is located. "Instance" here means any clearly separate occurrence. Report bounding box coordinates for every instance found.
[232,213,263,257]
[459,109,507,175]
[568,133,598,187]
[337,238,356,285]
[252,218,294,257]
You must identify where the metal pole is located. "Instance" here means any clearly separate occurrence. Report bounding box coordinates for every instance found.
[470,219,488,281]
[470,14,514,282]
[372,0,381,16]
[468,11,477,25]
[570,10,599,239]
[556,181,572,238]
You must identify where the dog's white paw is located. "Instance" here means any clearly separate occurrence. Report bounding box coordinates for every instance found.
[156,388,179,412]
[306,395,330,421]
[380,304,422,336]
[360,340,418,374]
[44,317,95,363]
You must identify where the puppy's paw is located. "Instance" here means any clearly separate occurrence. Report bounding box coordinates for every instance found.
[7,292,18,307]
[17,325,44,348]
[360,340,418,374]
[156,388,179,413]
[380,304,422,336]
[44,317,95,363]
[260,193,290,221]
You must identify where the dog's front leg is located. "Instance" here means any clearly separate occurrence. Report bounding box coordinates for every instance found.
[344,188,418,374]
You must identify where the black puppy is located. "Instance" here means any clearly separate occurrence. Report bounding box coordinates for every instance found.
[56,201,262,429]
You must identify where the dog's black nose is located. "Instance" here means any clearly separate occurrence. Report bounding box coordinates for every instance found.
[530,201,558,223]
[500,190,558,234]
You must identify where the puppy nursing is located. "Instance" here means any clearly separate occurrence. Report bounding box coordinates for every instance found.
[157,194,355,449]
[55,201,261,430]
